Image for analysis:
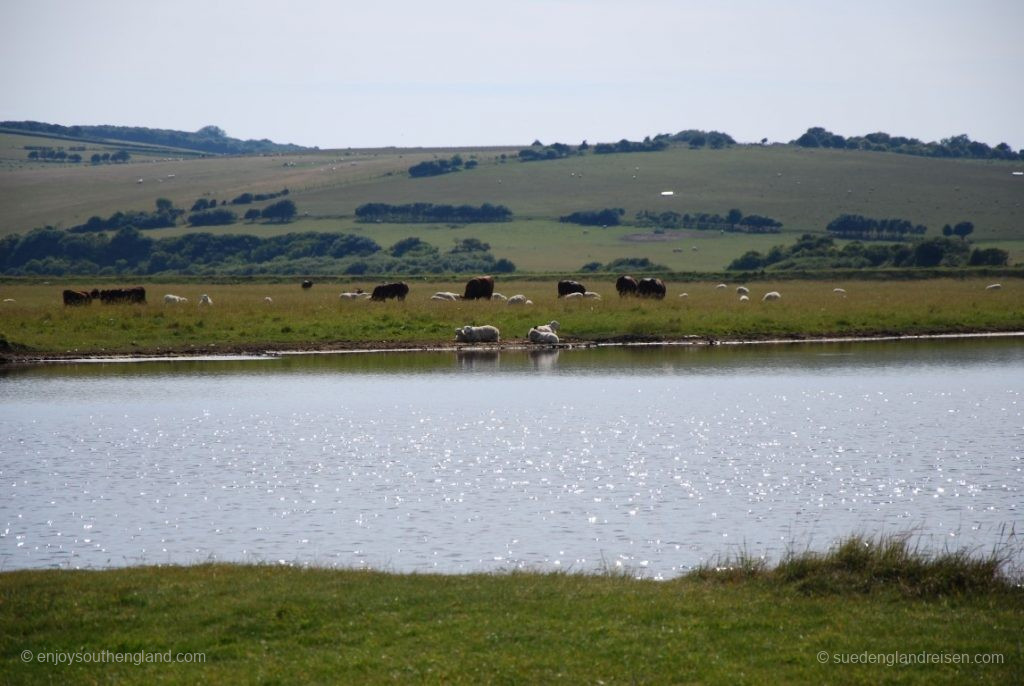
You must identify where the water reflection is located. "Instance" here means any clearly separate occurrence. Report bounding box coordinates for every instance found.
[1,338,1021,575]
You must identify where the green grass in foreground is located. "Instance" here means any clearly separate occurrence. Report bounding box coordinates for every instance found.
[1,536,1021,684]
[0,278,1021,357]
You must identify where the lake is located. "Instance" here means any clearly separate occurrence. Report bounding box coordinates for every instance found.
[1,338,1021,577]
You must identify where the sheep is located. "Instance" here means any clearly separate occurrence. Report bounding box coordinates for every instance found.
[715,283,728,289]
[833,288,847,295]
[985,283,1002,291]
[3,298,15,303]
[583,291,602,299]
[528,327,560,344]
[739,295,750,302]
[563,292,584,300]
[533,320,561,334]
[430,291,460,301]
[507,294,529,305]
[455,325,500,343]
[340,291,370,300]
[736,286,749,296]
[264,297,274,303]
[678,293,688,298]
[199,294,213,306]
[762,291,781,301]
[491,292,508,301]
[163,294,188,304]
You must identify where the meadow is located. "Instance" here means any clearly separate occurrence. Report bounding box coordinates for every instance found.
[1,278,1020,358]
[1,536,1020,684]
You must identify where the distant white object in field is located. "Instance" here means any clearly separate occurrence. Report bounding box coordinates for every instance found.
[762,291,781,301]
[1012,171,1023,176]
[678,293,688,298]
[739,295,750,302]
[199,294,213,306]
[430,291,460,302]
[340,291,369,299]
[660,191,674,196]
[528,327,559,344]
[985,283,1002,290]
[455,325,500,343]
[507,295,529,305]
[563,292,584,300]
[264,296,273,303]
[691,246,698,251]
[833,288,847,295]
[136,178,143,184]
[163,294,187,304]
[736,286,749,295]
[491,292,508,301]
[3,298,15,303]
[715,283,727,290]
[583,291,601,299]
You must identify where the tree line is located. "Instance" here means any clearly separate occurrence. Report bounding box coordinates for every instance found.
[408,155,477,178]
[559,208,625,226]
[636,208,782,233]
[355,202,512,223]
[0,228,515,276]
[792,127,1022,160]
[728,234,1008,271]
[825,214,929,240]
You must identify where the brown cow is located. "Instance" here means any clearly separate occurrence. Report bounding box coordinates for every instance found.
[637,278,666,299]
[96,286,147,304]
[62,289,92,306]
[463,275,495,300]
[371,282,410,301]
[557,280,586,297]
[615,275,638,296]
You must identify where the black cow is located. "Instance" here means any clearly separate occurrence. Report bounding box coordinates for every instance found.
[96,286,147,304]
[301,280,313,289]
[371,282,410,301]
[637,278,666,299]
[62,289,92,306]
[557,280,587,297]
[463,275,495,300]
[616,275,638,297]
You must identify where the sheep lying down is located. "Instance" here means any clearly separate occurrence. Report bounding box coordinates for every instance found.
[455,325,500,343]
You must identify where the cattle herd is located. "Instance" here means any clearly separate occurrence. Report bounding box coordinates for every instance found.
[63,286,146,305]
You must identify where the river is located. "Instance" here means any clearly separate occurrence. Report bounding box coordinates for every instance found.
[1,339,1020,577]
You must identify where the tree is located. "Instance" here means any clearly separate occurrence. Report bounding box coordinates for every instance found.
[261,199,297,223]
[155,198,174,214]
[952,221,974,240]
[726,208,743,225]
[942,224,953,237]
[243,208,261,222]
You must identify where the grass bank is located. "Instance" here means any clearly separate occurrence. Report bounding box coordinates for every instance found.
[0,278,1021,360]
[2,536,1020,684]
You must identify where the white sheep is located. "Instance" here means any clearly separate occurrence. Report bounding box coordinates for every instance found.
[163,294,188,304]
[533,320,561,334]
[678,293,688,298]
[762,291,781,301]
[430,291,460,301]
[736,286,749,295]
[583,291,602,299]
[833,288,847,295]
[491,292,508,301]
[715,283,728,290]
[199,294,213,306]
[985,283,1002,291]
[340,291,370,300]
[528,327,560,344]
[563,292,584,300]
[455,325,500,343]
[507,294,529,305]
[739,295,750,302]
[264,297,274,303]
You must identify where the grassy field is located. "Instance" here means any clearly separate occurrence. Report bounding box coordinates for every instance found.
[2,133,1022,273]
[0,278,1020,358]
[2,537,1020,684]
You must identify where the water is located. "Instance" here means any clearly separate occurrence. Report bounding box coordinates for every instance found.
[1,339,1021,577]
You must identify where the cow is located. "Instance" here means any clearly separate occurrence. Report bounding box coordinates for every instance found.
[637,278,666,299]
[63,289,92,306]
[616,275,639,297]
[95,286,146,304]
[301,280,313,289]
[371,282,409,301]
[557,280,587,297]
[454,325,500,343]
[463,276,495,301]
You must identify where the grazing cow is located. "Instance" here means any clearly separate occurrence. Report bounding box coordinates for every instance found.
[63,289,92,306]
[616,275,639,297]
[454,324,500,343]
[371,282,409,301]
[463,275,495,301]
[431,291,460,301]
[986,283,1002,291]
[301,280,313,289]
[507,294,530,305]
[637,278,666,299]
[528,327,560,344]
[762,291,781,301]
[557,280,587,297]
[95,286,146,304]
[199,294,213,306]
[736,286,749,296]
[163,294,188,304]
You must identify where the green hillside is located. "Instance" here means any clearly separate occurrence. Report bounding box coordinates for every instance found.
[1,133,1021,273]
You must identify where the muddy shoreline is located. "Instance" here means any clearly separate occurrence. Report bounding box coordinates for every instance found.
[2,330,1022,366]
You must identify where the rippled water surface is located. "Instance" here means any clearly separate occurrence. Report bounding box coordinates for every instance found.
[2,340,1021,576]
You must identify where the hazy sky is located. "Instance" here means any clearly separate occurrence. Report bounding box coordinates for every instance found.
[2,0,1022,149]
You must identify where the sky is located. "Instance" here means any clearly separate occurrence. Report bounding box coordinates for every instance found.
[2,0,1022,150]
